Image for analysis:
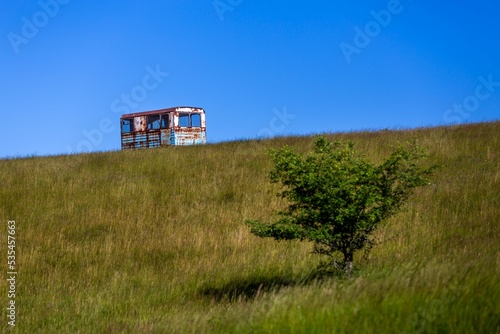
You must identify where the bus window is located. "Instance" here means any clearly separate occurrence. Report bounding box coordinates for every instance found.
[122,118,133,133]
[147,115,160,130]
[160,114,169,129]
[179,113,190,127]
[191,113,201,127]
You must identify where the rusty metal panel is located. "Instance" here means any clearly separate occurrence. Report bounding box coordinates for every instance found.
[200,113,206,128]
[160,129,171,146]
[121,131,161,149]
[134,116,147,132]
[121,106,204,119]
[121,133,136,150]
[171,127,206,146]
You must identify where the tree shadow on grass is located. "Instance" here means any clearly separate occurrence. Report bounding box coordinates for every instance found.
[199,273,301,302]
[198,266,345,302]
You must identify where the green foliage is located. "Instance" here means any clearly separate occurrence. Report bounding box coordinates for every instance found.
[247,136,436,275]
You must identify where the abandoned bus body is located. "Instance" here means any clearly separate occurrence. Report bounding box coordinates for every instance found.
[120,106,206,149]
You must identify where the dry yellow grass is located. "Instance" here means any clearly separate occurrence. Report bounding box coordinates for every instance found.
[0,121,498,333]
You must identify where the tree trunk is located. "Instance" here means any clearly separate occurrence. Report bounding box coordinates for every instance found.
[343,252,353,277]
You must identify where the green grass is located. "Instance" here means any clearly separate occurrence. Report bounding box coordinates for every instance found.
[0,121,499,333]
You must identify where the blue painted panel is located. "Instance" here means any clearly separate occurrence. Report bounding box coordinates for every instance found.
[121,131,161,149]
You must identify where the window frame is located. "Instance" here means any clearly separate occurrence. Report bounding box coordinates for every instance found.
[178,113,190,127]
[191,113,201,127]
[121,118,134,133]
[147,114,161,131]
[178,112,202,128]
[160,114,169,129]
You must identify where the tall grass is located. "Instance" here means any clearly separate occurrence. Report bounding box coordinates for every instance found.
[0,122,498,333]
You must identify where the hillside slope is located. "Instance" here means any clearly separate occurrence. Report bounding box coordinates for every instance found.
[1,122,499,333]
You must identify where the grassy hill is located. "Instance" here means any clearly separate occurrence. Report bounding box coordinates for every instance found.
[1,121,499,333]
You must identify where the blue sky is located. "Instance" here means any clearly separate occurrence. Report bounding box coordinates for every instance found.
[1,1,499,157]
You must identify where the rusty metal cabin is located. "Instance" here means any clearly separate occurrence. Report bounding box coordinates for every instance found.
[120,106,207,149]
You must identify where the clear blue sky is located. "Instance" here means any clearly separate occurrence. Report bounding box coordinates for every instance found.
[1,1,499,157]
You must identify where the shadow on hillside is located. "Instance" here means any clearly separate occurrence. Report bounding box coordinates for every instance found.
[199,274,302,302]
[198,267,343,302]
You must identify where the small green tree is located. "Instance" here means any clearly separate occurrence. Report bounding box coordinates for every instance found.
[247,136,435,276]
